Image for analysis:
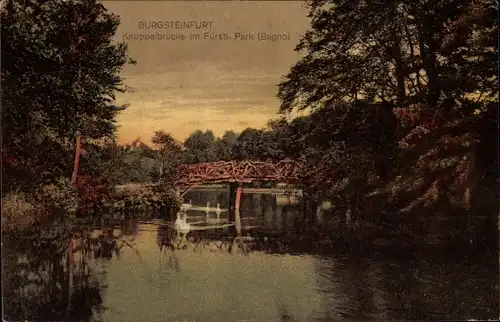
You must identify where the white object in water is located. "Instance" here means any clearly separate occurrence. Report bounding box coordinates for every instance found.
[205,202,210,214]
[215,203,222,219]
[174,212,183,230]
[175,212,191,234]
[179,213,191,234]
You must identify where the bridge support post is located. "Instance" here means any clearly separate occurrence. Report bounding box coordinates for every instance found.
[234,209,242,236]
[228,183,243,223]
[235,186,243,210]
[228,184,243,253]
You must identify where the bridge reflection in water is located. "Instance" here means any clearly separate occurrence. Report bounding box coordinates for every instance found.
[94,190,496,322]
[182,187,303,231]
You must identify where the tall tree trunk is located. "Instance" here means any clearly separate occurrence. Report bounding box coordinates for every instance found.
[416,17,441,110]
[391,28,407,105]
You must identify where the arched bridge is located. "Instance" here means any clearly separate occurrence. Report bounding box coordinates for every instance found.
[174,160,304,186]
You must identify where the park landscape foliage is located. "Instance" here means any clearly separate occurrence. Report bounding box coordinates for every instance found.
[1,0,498,245]
[0,0,498,319]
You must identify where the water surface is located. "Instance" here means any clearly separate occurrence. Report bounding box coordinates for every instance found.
[3,189,498,321]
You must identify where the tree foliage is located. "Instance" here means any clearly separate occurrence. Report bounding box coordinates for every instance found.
[182,130,217,163]
[277,0,498,214]
[151,130,183,185]
[1,0,135,192]
[213,130,239,161]
[232,128,283,160]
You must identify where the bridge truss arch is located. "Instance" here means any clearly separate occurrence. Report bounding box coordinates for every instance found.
[174,159,304,187]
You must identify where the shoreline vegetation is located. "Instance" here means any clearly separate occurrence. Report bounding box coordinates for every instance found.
[2,1,498,249]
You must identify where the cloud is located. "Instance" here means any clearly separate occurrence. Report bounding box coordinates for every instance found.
[117,67,282,118]
[236,121,250,127]
[104,1,310,144]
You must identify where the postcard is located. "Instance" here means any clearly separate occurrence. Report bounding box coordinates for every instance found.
[1,0,498,321]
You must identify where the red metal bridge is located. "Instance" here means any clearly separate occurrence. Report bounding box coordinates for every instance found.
[174,160,304,186]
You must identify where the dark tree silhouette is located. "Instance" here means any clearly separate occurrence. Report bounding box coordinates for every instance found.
[1,0,135,192]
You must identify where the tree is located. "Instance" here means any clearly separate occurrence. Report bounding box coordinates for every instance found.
[277,0,498,217]
[128,138,156,159]
[214,130,239,161]
[1,0,135,192]
[232,128,282,161]
[79,140,128,185]
[151,131,183,183]
[183,130,217,163]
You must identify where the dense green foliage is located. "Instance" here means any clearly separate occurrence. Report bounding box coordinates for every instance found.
[276,0,498,217]
[1,0,135,193]
[0,0,181,222]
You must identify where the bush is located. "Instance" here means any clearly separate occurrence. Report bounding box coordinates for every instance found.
[75,175,114,216]
[1,178,78,232]
[1,191,37,232]
[34,177,78,221]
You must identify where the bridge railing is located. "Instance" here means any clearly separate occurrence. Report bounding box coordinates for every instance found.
[174,159,304,186]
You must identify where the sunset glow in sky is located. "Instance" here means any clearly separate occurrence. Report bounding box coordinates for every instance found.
[104,1,310,144]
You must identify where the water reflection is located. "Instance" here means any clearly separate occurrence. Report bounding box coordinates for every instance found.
[1,220,143,321]
[93,218,497,322]
[184,189,304,233]
[2,189,498,321]
[3,233,96,320]
[100,222,324,322]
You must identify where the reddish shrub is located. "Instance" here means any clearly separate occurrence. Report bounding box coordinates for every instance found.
[75,174,114,215]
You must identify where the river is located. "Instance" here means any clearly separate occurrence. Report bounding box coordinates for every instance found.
[2,189,498,321]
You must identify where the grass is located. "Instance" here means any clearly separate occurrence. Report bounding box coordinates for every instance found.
[1,191,37,232]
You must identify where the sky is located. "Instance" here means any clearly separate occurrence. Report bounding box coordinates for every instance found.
[103,0,311,145]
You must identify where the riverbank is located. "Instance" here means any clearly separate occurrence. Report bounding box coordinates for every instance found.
[1,179,78,233]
